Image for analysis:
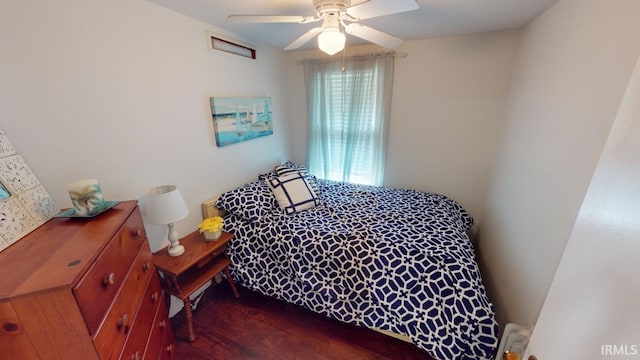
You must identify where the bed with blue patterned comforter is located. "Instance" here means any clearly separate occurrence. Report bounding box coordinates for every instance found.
[216,177,498,360]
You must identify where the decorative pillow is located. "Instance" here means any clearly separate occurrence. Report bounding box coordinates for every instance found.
[275,163,321,195]
[215,180,277,222]
[274,165,302,177]
[281,160,305,171]
[268,173,319,214]
[257,169,277,181]
[259,161,302,180]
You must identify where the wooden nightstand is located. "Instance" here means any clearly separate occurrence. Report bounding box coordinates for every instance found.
[153,231,239,342]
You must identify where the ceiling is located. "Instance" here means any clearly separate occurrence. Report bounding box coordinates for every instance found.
[146,0,558,50]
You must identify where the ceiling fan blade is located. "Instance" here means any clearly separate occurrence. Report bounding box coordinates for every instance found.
[284,27,323,50]
[345,23,403,49]
[346,0,419,20]
[227,15,314,23]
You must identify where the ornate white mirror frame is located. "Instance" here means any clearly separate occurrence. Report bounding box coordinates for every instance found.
[0,130,58,252]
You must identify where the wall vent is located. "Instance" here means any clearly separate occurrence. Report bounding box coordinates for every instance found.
[209,34,256,60]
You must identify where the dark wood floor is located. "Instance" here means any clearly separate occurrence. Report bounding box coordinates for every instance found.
[171,281,434,360]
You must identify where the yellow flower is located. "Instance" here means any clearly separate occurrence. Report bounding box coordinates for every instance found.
[198,216,224,233]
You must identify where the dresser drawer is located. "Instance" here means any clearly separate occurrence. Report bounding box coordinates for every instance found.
[158,326,176,360]
[93,241,155,360]
[144,300,175,360]
[121,276,163,360]
[74,210,147,335]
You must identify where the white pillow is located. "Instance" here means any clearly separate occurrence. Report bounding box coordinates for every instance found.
[274,165,299,177]
[274,164,321,195]
[268,172,319,214]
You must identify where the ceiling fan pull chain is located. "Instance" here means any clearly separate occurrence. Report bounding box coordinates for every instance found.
[342,42,346,72]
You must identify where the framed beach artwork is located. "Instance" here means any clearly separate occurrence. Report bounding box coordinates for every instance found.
[210,97,273,147]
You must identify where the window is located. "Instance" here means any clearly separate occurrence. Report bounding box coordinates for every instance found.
[304,53,395,186]
[311,70,377,184]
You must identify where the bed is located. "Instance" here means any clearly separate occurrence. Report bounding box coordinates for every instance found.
[214,162,499,360]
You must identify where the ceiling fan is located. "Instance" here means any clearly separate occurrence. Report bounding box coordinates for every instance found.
[227,0,420,55]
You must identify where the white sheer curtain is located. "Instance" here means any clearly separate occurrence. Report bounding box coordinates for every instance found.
[303,53,395,186]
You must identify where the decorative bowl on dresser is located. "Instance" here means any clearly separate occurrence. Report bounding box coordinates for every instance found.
[0,200,175,360]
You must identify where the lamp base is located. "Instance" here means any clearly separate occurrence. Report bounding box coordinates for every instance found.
[166,222,184,257]
[168,244,185,257]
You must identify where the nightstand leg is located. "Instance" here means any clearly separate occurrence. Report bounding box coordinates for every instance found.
[183,298,196,342]
[224,267,240,298]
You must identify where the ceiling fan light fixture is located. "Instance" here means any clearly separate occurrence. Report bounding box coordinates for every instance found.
[318,29,345,55]
[229,0,419,53]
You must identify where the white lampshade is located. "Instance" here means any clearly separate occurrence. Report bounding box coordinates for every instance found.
[145,185,189,225]
[318,30,345,56]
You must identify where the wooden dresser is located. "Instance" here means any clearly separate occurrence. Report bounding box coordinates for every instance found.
[0,200,175,360]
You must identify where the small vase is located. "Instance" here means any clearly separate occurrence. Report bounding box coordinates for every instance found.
[204,230,222,241]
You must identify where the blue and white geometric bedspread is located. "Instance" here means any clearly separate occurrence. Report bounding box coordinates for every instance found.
[220,179,499,359]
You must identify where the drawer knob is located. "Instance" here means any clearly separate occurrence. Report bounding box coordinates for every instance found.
[2,322,19,332]
[159,320,167,329]
[143,262,151,272]
[117,313,129,330]
[103,273,116,286]
[132,229,142,238]
[129,351,141,360]
[165,344,173,353]
[151,292,159,302]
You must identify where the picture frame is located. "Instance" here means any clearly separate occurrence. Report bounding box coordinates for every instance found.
[210,97,274,147]
[0,129,59,252]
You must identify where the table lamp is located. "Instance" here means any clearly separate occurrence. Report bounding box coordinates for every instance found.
[146,185,189,257]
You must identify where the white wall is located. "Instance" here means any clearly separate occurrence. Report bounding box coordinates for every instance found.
[0,0,292,251]
[285,31,521,222]
[525,53,640,360]
[480,0,640,327]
